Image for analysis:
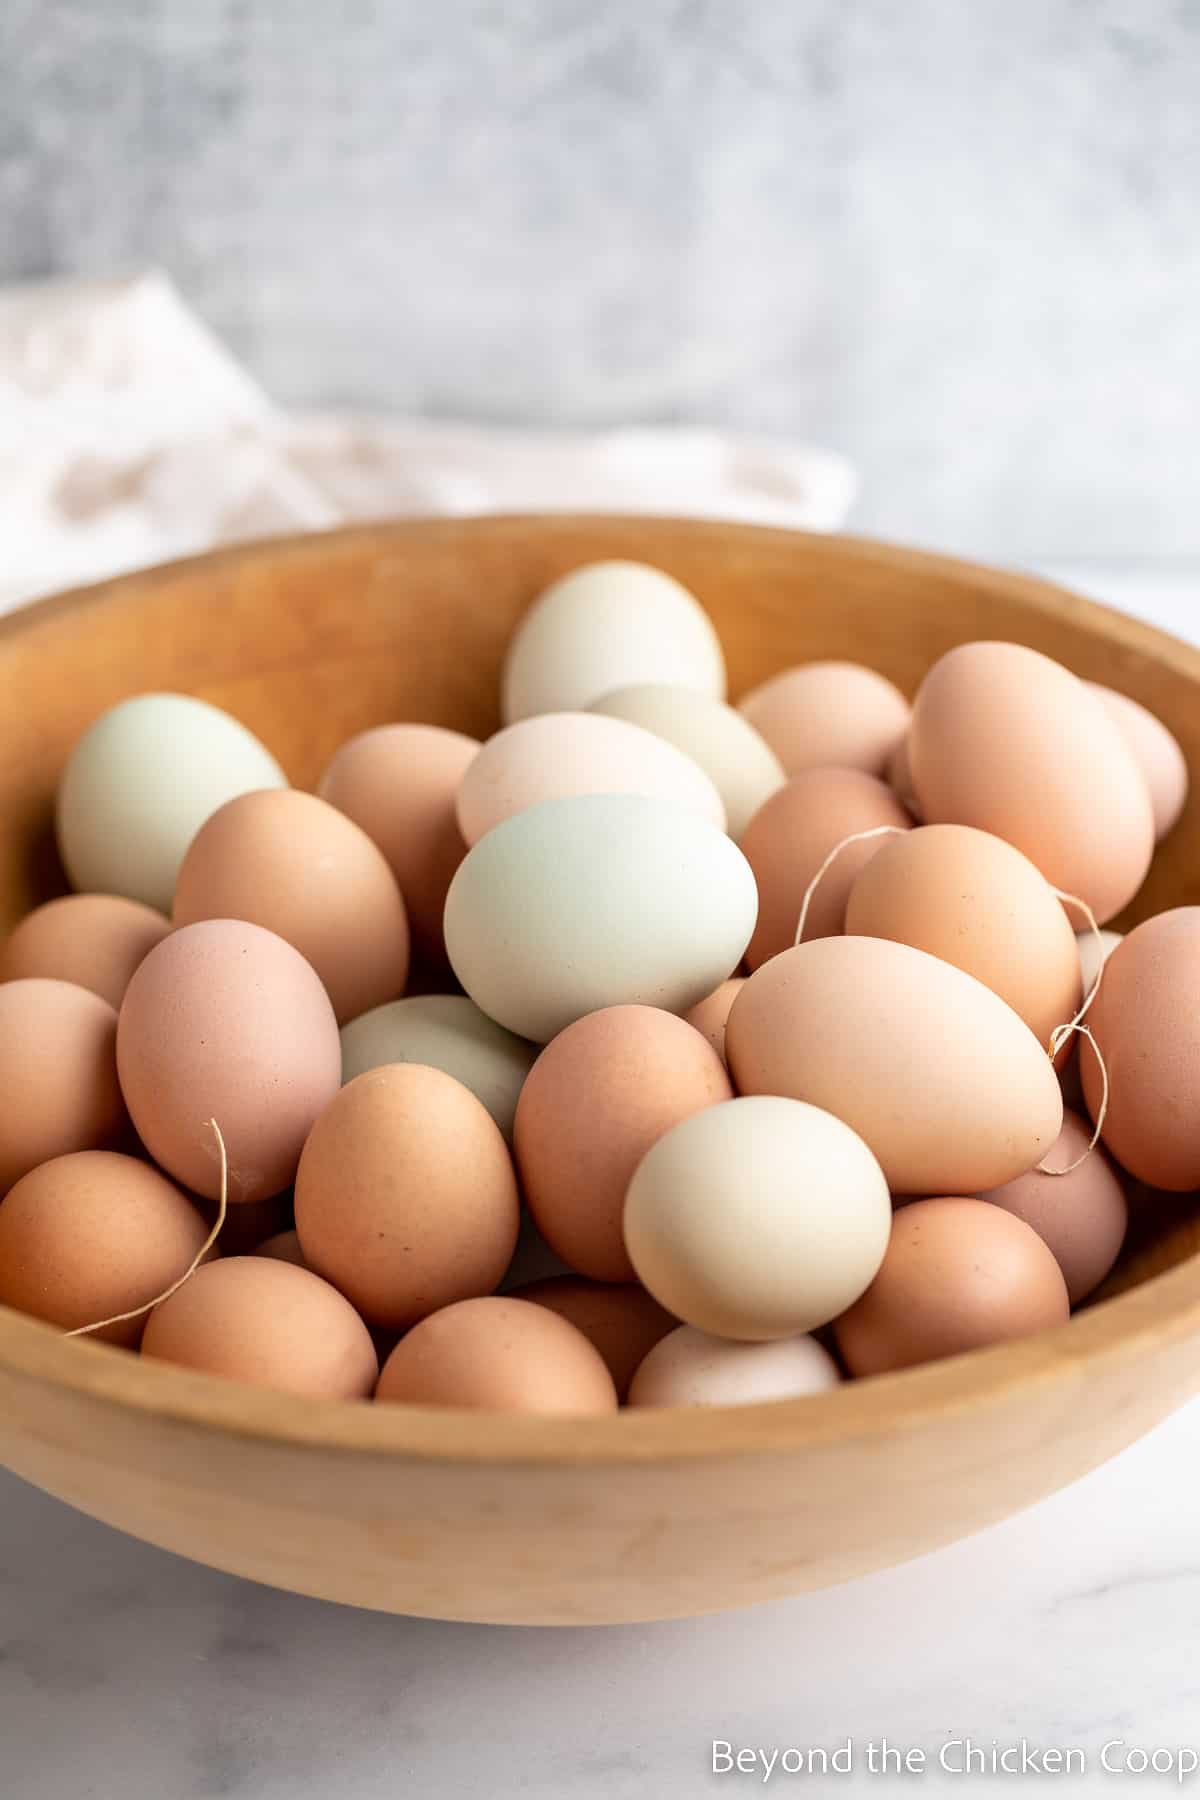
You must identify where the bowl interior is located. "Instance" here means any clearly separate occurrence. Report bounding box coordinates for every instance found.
[2,514,1200,1460]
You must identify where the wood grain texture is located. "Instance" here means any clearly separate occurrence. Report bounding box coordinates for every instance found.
[1,515,1199,1624]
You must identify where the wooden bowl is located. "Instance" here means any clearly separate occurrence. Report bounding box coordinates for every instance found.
[2,516,1199,1626]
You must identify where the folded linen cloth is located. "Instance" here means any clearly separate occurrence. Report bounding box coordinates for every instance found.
[0,271,857,614]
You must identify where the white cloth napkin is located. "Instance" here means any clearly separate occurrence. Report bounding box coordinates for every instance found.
[0,271,857,614]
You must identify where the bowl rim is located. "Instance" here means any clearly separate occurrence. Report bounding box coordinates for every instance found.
[3,515,1199,1468]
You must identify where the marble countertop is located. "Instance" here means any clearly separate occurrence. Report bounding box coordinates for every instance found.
[2,558,1199,1799]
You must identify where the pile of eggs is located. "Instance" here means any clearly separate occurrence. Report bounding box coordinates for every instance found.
[0,557,1192,1417]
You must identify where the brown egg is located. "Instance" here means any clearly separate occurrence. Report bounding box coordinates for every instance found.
[683,977,745,1064]
[513,1005,732,1281]
[844,824,1081,1046]
[909,642,1154,924]
[0,1150,211,1347]
[374,1296,618,1413]
[974,1111,1127,1305]
[318,724,479,968]
[834,1197,1069,1375]
[1088,683,1188,842]
[0,894,171,1009]
[141,1256,377,1398]
[173,788,409,1024]
[1083,908,1200,1189]
[737,662,910,777]
[295,1063,520,1329]
[250,1228,306,1267]
[739,768,912,966]
[0,979,127,1193]
[512,1276,677,1399]
[116,920,341,1203]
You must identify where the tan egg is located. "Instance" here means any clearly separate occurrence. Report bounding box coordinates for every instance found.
[0,979,127,1193]
[1083,908,1200,1189]
[727,937,1063,1194]
[844,824,1081,1046]
[251,1228,307,1268]
[834,1198,1070,1375]
[374,1296,618,1414]
[683,978,745,1064]
[295,1063,520,1330]
[1088,682,1187,841]
[514,1005,732,1281]
[886,734,922,819]
[1077,927,1122,1000]
[737,662,910,777]
[589,684,785,837]
[512,1276,677,1399]
[0,894,170,1009]
[116,920,341,1203]
[318,723,479,968]
[624,1096,891,1339]
[173,789,409,1024]
[142,1256,377,1399]
[457,711,726,846]
[739,768,911,966]
[0,1151,210,1347]
[909,642,1154,924]
[628,1325,840,1407]
[973,1110,1127,1305]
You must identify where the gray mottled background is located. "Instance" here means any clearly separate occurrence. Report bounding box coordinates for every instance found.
[2,0,1197,560]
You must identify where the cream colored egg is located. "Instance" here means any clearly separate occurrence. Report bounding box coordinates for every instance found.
[456,711,725,846]
[57,693,287,911]
[502,561,725,723]
[628,1324,840,1407]
[623,1096,891,1340]
[726,937,1064,1194]
[588,684,785,838]
[339,994,537,1142]
[444,794,758,1042]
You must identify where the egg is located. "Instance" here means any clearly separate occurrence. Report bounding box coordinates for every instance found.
[1088,682,1187,841]
[736,661,910,777]
[843,824,1081,1046]
[623,1096,891,1340]
[502,561,726,723]
[374,1296,618,1413]
[627,1325,840,1407]
[0,1151,211,1347]
[251,1229,307,1268]
[726,937,1063,1194]
[0,894,171,1009]
[213,1190,294,1256]
[512,1277,677,1399]
[340,993,537,1142]
[588,684,785,837]
[0,979,127,1192]
[973,1110,1127,1305]
[173,788,410,1024]
[318,723,479,968]
[141,1257,378,1399]
[294,1063,520,1330]
[1077,927,1122,999]
[739,768,912,965]
[1083,908,1200,1189]
[908,642,1154,923]
[886,734,922,818]
[498,1211,572,1289]
[683,977,745,1064]
[444,794,757,1043]
[457,710,725,846]
[834,1198,1070,1375]
[514,1005,732,1281]
[116,920,341,1203]
[57,693,287,911]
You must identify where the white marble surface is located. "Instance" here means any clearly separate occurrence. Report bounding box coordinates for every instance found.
[2,562,1200,1798]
